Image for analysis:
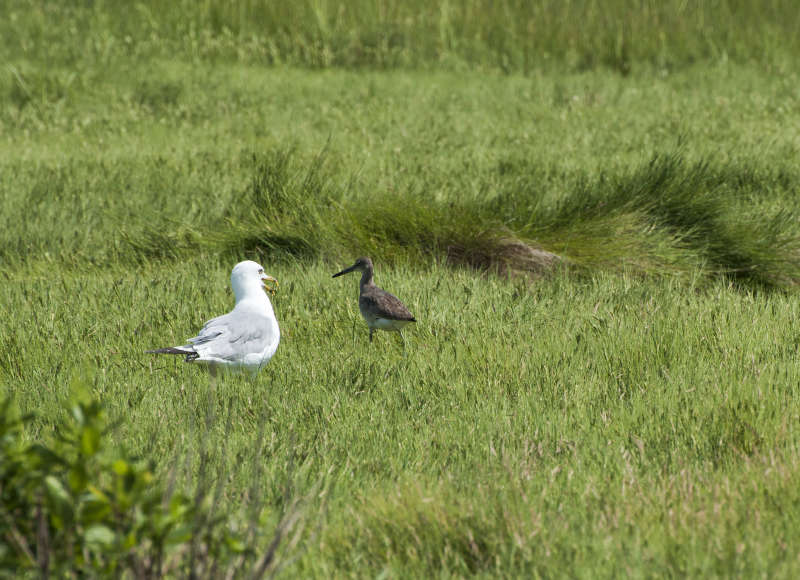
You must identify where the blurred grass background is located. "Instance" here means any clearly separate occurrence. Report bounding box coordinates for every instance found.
[3,0,800,73]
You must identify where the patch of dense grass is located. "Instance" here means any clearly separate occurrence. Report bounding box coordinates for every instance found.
[4,143,800,287]
[186,149,800,287]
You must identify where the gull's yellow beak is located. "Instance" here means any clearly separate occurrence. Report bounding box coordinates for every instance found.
[262,275,279,295]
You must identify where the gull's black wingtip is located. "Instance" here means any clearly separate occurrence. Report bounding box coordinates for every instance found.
[146,347,191,356]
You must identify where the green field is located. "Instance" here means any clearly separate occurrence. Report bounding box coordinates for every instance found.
[3,1,800,577]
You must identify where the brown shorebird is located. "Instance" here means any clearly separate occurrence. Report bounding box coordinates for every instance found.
[332,257,416,345]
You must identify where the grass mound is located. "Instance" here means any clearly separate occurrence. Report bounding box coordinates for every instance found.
[3,140,798,288]
[122,148,800,288]
[522,154,800,286]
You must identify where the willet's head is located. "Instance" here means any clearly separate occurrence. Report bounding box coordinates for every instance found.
[332,257,374,279]
[231,260,278,301]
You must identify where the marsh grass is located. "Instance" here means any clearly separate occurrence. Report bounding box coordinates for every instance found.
[4,263,800,576]
[120,148,800,288]
[4,0,800,73]
[8,141,798,287]
[4,1,800,576]
[4,58,799,286]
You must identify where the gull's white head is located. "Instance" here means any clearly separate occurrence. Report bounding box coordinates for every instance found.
[231,260,278,302]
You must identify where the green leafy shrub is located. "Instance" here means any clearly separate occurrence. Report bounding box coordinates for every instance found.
[0,383,324,577]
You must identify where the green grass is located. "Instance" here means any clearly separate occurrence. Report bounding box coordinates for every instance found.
[3,62,800,284]
[4,0,800,73]
[3,1,800,577]
[4,264,800,576]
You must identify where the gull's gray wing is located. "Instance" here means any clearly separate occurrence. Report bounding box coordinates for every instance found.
[187,310,275,362]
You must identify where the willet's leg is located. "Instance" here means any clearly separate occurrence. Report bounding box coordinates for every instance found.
[369,328,374,343]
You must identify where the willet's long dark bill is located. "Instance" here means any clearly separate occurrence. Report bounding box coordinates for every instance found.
[147,260,280,375]
[332,257,416,346]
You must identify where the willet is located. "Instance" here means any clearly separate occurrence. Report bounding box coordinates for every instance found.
[147,260,280,374]
[332,257,416,346]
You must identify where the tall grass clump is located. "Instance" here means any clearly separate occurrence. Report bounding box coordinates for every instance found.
[4,140,799,288]
[125,146,563,276]
[523,154,800,286]
[124,147,800,288]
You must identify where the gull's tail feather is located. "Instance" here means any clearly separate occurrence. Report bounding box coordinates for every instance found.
[146,347,200,362]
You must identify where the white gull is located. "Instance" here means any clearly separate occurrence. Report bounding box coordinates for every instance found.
[147,260,280,373]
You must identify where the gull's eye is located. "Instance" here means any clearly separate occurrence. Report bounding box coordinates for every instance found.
[258,268,264,274]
